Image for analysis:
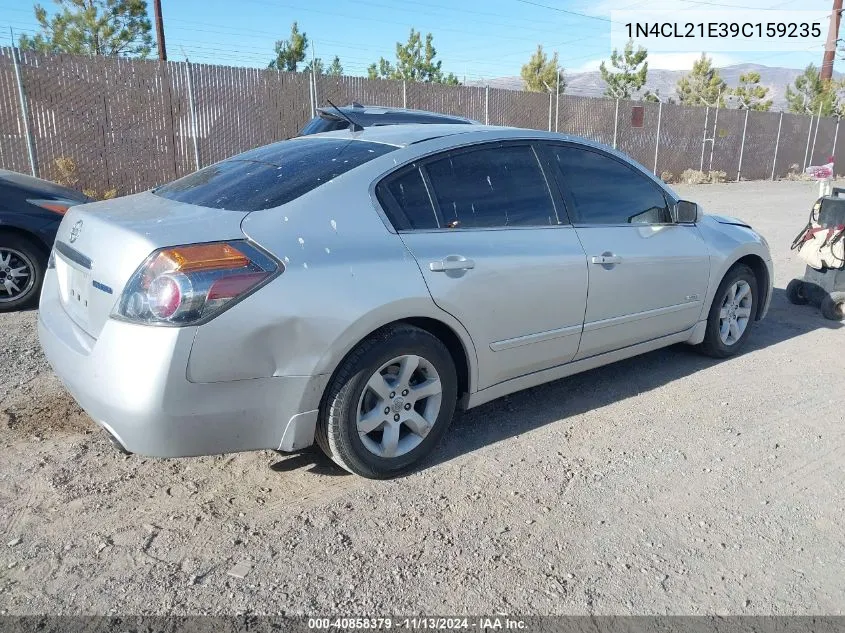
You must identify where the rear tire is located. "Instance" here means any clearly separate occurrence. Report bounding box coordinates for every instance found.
[821,292,845,321]
[316,324,458,479]
[786,279,809,305]
[698,264,758,358]
[0,234,45,312]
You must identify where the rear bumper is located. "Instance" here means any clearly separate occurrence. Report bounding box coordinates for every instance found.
[37,271,328,457]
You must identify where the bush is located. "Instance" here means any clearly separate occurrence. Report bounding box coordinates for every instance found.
[83,188,117,200]
[53,157,79,189]
[53,157,117,200]
[680,169,708,185]
[679,169,728,185]
[660,171,674,184]
[783,163,813,181]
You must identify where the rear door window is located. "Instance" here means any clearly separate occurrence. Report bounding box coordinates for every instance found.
[424,144,559,229]
[153,138,395,211]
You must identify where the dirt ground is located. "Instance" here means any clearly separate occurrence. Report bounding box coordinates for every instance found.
[0,180,843,615]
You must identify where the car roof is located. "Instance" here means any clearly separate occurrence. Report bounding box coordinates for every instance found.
[302,123,493,146]
[320,104,478,124]
[304,123,609,151]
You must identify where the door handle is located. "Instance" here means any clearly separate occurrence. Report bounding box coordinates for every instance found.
[590,254,622,265]
[429,256,476,272]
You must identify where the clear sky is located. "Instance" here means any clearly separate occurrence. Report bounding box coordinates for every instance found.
[0,0,836,88]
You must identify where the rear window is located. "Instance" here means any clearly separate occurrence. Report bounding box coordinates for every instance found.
[153,138,396,211]
[299,115,349,136]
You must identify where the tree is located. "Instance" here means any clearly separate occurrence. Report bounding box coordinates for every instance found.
[729,71,772,111]
[600,39,648,100]
[641,90,667,103]
[367,58,393,81]
[304,55,343,76]
[786,64,842,116]
[269,22,308,72]
[304,57,324,75]
[327,55,343,76]
[19,0,153,57]
[676,54,727,107]
[520,45,565,93]
[368,29,459,84]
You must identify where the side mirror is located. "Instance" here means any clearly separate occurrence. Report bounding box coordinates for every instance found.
[673,200,699,224]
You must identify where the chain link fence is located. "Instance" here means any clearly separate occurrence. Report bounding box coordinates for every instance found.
[0,47,841,196]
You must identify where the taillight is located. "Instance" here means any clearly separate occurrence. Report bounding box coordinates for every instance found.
[114,241,280,326]
[27,198,74,215]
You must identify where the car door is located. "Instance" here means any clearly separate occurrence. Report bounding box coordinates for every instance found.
[541,142,711,360]
[376,141,589,390]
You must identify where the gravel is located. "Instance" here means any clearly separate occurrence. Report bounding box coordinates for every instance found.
[0,180,843,615]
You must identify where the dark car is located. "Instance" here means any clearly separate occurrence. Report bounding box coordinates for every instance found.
[299,103,478,136]
[0,169,92,311]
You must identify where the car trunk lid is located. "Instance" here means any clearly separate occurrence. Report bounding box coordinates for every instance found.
[51,191,249,339]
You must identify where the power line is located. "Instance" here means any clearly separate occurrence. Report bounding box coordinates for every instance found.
[375,0,601,28]
[335,0,590,37]
[0,0,608,75]
[1,0,831,85]
[678,0,811,9]
[511,0,610,23]
[0,0,676,84]
[238,0,604,44]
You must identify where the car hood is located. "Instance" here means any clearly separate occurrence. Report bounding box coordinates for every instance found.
[698,210,769,255]
[707,213,752,229]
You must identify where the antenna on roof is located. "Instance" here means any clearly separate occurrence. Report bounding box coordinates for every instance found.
[325,98,364,132]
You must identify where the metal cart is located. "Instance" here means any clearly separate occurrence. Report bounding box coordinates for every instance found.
[787,188,845,320]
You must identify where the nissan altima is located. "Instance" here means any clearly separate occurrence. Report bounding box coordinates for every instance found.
[38,125,773,478]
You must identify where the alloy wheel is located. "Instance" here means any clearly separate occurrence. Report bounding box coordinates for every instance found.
[356,354,443,459]
[718,279,753,346]
[0,248,35,303]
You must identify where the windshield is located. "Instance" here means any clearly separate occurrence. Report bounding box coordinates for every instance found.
[153,138,396,211]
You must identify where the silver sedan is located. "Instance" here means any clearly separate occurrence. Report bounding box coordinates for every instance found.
[38,125,773,478]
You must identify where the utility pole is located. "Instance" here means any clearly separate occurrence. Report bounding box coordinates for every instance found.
[153,0,167,61]
[821,0,842,81]
[310,40,317,115]
[554,52,560,133]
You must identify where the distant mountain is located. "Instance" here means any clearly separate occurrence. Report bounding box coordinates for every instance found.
[470,64,843,111]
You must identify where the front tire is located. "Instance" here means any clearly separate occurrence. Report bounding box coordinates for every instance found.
[316,324,458,479]
[699,264,758,358]
[0,234,45,312]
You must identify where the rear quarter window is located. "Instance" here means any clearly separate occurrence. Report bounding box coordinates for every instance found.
[153,138,395,211]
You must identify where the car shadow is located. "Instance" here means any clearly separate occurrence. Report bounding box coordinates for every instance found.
[8,305,38,314]
[269,447,349,477]
[270,287,841,477]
